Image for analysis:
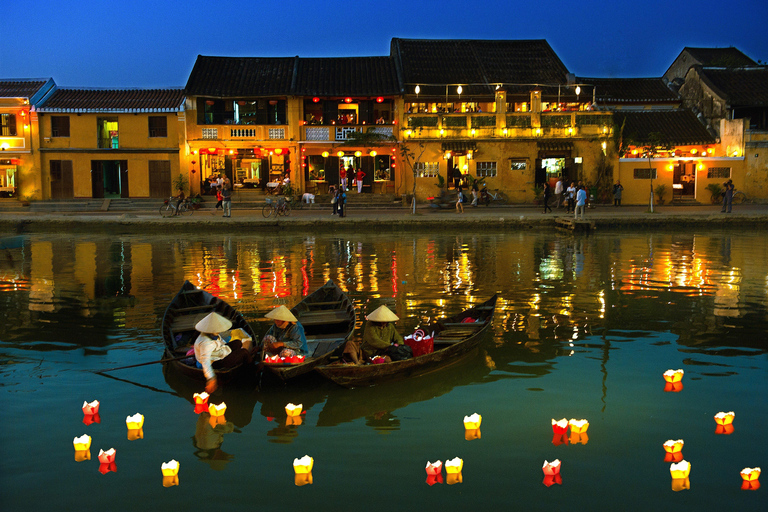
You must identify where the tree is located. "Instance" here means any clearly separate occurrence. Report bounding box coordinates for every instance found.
[642,132,673,213]
[399,140,426,214]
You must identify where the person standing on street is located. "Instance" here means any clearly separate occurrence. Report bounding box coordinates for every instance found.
[554,177,564,208]
[613,181,624,207]
[721,180,733,213]
[542,182,552,213]
[575,186,587,220]
[221,179,232,217]
[356,168,365,194]
[337,187,347,217]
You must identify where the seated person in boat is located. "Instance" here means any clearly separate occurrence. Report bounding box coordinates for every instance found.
[343,305,403,363]
[261,305,309,358]
[194,312,253,394]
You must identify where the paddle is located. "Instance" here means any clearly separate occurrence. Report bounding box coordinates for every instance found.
[95,353,192,373]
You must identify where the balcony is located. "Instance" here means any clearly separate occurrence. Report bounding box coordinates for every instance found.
[191,125,290,141]
[302,125,395,142]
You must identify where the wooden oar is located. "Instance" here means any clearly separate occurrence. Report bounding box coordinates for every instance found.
[95,353,192,373]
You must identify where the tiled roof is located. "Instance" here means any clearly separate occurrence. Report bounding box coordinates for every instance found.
[391,39,569,97]
[578,77,679,104]
[185,56,297,97]
[683,47,756,68]
[614,109,715,146]
[697,67,768,106]
[294,57,400,96]
[37,88,185,112]
[0,79,50,99]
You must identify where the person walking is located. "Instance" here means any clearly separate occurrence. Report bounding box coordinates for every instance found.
[471,181,479,207]
[613,181,623,207]
[221,181,232,217]
[337,186,347,217]
[355,168,365,194]
[340,166,349,190]
[542,182,552,213]
[456,185,464,214]
[566,182,576,214]
[554,177,564,208]
[329,185,338,215]
[214,186,223,211]
[721,180,733,213]
[575,186,587,220]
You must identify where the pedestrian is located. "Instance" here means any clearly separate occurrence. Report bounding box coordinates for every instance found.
[452,165,461,189]
[221,181,232,217]
[341,166,349,190]
[542,182,552,213]
[329,185,338,215]
[721,180,733,213]
[566,182,576,213]
[613,181,624,207]
[471,181,479,207]
[456,185,464,214]
[554,177,564,208]
[575,186,587,220]
[214,186,223,211]
[356,168,366,194]
[338,186,347,217]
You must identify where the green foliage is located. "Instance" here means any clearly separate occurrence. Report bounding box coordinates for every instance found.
[442,116,467,128]
[506,115,532,128]
[281,183,295,198]
[470,115,496,128]
[436,173,445,189]
[408,116,439,128]
[707,183,723,198]
[173,173,189,194]
[654,184,667,202]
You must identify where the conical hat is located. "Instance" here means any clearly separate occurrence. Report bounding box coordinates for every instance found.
[195,312,232,333]
[265,305,298,323]
[366,305,399,322]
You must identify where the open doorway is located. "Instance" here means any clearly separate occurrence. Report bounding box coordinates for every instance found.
[91,160,128,198]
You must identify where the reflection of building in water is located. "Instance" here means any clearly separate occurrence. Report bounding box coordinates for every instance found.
[29,241,54,312]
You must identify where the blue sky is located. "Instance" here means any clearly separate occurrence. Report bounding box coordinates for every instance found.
[3,0,766,88]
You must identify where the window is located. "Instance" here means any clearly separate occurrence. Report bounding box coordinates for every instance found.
[51,116,70,137]
[476,161,497,178]
[201,98,286,125]
[707,167,731,179]
[415,162,439,178]
[148,116,167,137]
[0,114,17,136]
[633,168,657,179]
[97,118,119,149]
[510,159,527,171]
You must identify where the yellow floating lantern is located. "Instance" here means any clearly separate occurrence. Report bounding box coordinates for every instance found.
[463,413,482,430]
[295,472,314,486]
[464,428,481,441]
[568,419,589,434]
[551,418,568,434]
[161,459,180,476]
[73,434,92,451]
[663,369,684,383]
[663,439,684,453]
[445,457,463,474]
[82,400,100,415]
[209,402,227,417]
[126,413,144,430]
[74,449,91,462]
[671,477,690,492]
[714,411,735,425]
[97,448,116,464]
[446,472,463,485]
[162,475,180,487]
[193,392,209,405]
[293,455,314,474]
[127,428,144,441]
[740,467,761,482]
[670,460,691,479]
[285,403,303,417]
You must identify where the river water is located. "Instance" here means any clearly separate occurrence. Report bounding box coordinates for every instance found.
[1,230,766,511]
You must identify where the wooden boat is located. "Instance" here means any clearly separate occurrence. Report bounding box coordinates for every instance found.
[262,280,356,381]
[162,281,257,382]
[314,294,497,388]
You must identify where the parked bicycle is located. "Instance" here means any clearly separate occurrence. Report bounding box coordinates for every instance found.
[262,197,291,218]
[709,186,747,205]
[480,184,508,206]
[160,197,192,217]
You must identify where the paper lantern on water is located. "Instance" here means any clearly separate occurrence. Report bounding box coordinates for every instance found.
[542,459,561,476]
[286,415,303,427]
[551,418,568,434]
[193,392,209,406]
[663,439,684,453]
[740,467,761,490]
[127,428,144,441]
[161,460,180,476]
[714,411,735,425]
[73,434,92,451]
[445,457,463,474]
[671,477,690,492]
[194,403,208,415]
[98,462,117,475]
[98,448,116,464]
[82,400,100,415]
[83,413,101,426]
[295,472,313,486]
[74,449,91,462]
[670,460,691,479]
[425,460,442,476]
[126,413,144,430]
[663,369,684,383]
[162,475,180,488]
[715,424,735,435]
[464,428,481,441]
[463,413,482,430]
[209,402,227,417]
[285,403,303,417]
[568,419,589,434]
[446,472,463,485]
[293,455,314,474]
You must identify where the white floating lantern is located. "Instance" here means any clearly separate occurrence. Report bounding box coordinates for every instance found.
[663,369,684,383]
[425,460,442,476]
[445,457,463,474]
[126,413,144,429]
[542,459,561,476]
[73,434,92,451]
[97,448,116,464]
[82,400,100,415]
[293,455,314,474]
[714,411,735,425]
[463,413,482,430]
[670,460,691,479]
[161,460,180,476]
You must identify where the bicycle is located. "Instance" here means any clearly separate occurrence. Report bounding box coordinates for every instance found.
[480,185,508,206]
[262,197,291,218]
[160,197,192,217]
[709,188,747,205]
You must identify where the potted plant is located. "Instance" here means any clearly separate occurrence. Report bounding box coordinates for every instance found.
[654,184,667,205]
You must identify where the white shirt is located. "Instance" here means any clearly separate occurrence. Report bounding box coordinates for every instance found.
[555,180,563,194]
[194,333,231,380]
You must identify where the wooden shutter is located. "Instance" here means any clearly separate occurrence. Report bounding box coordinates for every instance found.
[149,160,171,197]
[8,114,16,136]
[361,156,374,188]
[534,158,544,185]
[326,156,340,185]
[359,101,373,125]
[91,161,104,198]
[120,160,130,198]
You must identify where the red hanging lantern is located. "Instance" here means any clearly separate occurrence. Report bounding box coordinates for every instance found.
[344,97,353,103]
[312,97,320,103]
[205,100,215,106]
[269,100,278,105]
[376,97,384,103]
[274,148,283,155]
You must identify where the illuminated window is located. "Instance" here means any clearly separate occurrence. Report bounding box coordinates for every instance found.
[510,159,527,170]
[0,113,17,136]
[476,161,497,178]
[633,168,657,179]
[707,167,731,179]
[415,162,439,178]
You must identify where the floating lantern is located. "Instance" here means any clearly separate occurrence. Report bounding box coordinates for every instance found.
[126,413,144,430]
[285,403,303,417]
[194,392,209,405]
[552,433,569,446]
[127,428,144,441]
[715,424,735,435]
[82,400,100,415]
[714,411,735,425]
[670,460,691,479]
[663,439,684,462]
[194,403,208,415]
[98,448,116,464]
[74,449,91,462]
[98,462,117,475]
[446,472,463,485]
[426,473,443,486]
[542,459,561,476]
[663,369,684,383]
[295,472,313,486]
[543,474,562,487]
[73,434,92,451]
[664,381,683,392]
[425,460,442,476]
[208,414,227,428]
[464,428,481,441]
[83,413,101,426]
[551,418,568,434]
[568,419,589,434]
[161,460,180,476]
[445,458,463,474]
[741,467,761,490]
[463,413,482,430]
[671,477,690,492]
[293,455,314,474]
[209,402,227,417]
[162,475,180,488]
[569,432,589,445]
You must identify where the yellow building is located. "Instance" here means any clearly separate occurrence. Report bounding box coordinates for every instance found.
[35,88,186,199]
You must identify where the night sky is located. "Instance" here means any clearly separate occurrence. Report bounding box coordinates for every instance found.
[4,0,767,88]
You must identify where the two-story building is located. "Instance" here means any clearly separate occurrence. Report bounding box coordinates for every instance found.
[35,88,185,199]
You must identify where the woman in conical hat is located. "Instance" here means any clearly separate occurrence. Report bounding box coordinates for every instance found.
[344,305,403,363]
[194,312,253,394]
[261,305,308,358]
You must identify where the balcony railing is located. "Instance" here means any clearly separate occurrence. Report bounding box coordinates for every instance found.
[302,125,394,142]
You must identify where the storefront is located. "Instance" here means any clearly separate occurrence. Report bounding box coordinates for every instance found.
[302,146,395,194]
[0,159,18,197]
[195,147,292,193]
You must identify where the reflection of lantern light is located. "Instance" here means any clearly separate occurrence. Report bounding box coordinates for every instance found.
[286,415,303,426]
[426,473,443,486]
[671,477,690,492]
[161,460,180,476]
[569,432,589,445]
[463,413,482,430]
[445,458,463,474]
[98,448,116,464]
[295,472,313,486]
[568,419,589,434]
[714,411,735,425]
[82,400,100,415]
[194,392,209,405]
[664,382,684,392]
[542,459,561,476]
[209,402,227,417]
[98,462,117,475]
[715,424,735,435]
[670,460,691,479]
[425,461,442,476]
[83,413,101,425]
[127,428,144,441]
[163,475,180,487]
[285,403,303,417]
[126,413,144,429]
[208,414,227,428]
[543,474,563,487]
[663,369,684,383]
[464,428,481,441]
[552,433,569,446]
[446,472,463,485]
[551,418,568,434]
[74,449,91,462]
[73,435,92,451]
[293,455,314,474]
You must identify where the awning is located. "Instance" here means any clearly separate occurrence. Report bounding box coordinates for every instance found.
[441,141,477,153]
[537,141,573,151]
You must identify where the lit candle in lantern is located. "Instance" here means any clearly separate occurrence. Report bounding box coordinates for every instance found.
[73,434,92,451]
[97,448,116,464]
[740,467,761,491]
[542,459,561,476]
[285,403,303,417]
[193,392,209,405]
[551,418,568,434]
[463,413,482,430]
[82,400,100,415]
[425,460,442,476]
[670,460,691,479]
[293,455,314,474]
[126,413,144,430]
[663,369,684,383]
[568,419,589,434]
[161,460,180,476]
[714,411,735,425]
[208,402,227,417]
[445,457,463,474]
